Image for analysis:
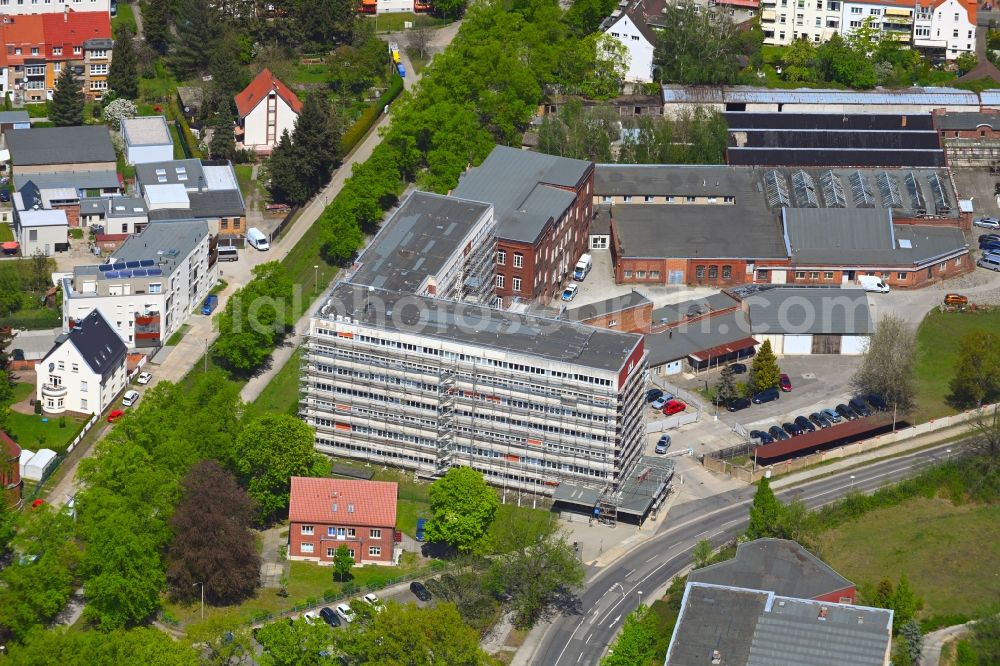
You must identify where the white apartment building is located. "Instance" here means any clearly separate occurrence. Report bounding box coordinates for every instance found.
[601,6,657,83]
[841,0,913,45]
[914,0,976,60]
[0,0,110,15]
[235,68,301,154]
[36,309,127,416]
[761,0,843,45]
[61,220,217,348]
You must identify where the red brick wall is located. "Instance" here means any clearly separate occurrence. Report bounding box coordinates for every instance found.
[288,520,394,565]
[757,253,972,289]
[576,301,652,334]
[613,257,750,286]
[814,586,857,605]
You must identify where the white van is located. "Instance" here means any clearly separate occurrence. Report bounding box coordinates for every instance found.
[247,228,269,251]
[857,275,890,293]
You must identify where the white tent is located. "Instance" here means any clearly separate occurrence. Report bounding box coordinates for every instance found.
[23,448,56,481]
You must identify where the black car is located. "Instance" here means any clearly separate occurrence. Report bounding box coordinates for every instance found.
[319,606,341,628]
[727,397,751,412]
[794,415,816,433]
[730,363,747,375]
[849,397,872,417]
[866,394,888,412]
[809,412,831,429]
[768,425,791,441]
[749,429,774,444]
[410,581,432,601]
[783,421,803,437]
[646,388,664,403]
[836,404,858,421]
[980,233,1000,244]
[0,190,9,203]
[752,387,780,404]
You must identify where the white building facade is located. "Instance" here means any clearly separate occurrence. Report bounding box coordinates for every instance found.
[914,0,976,60]
[121,116,174,165]
[0,0,110,14]
[235,69,302,154]
[761,0,844,45]
[602,9,657,83]
[14,209,67,257]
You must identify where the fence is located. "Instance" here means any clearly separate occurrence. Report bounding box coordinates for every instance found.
[269,206,301,243]
[703,405,988,484]
[646,411,700,433]
[66,413,99,454]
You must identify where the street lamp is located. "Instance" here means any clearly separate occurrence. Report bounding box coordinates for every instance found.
[204,339,208,373]
[313,264,319,294]
[637,590,643,606]
[849,475,856,490]
[194,582,204,620]
[946,448,952,461]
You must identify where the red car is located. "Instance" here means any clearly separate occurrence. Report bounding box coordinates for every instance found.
[662,400,686,416]
[779,374,792,392]
[106,409,125,423]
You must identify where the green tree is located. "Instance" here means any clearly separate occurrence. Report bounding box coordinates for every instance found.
[292,93,341,196]
[579,34,628,100]
[851,314,917,415]
[143,0,171,54]
[746,476,783,540]
[267,130,309,205]
[716,365,737,405]
[432,0,467,19]
[900,619,923,663]
[108,27,138,100]
[254,617,334,666]
[208,106,237,161]
[214,261,295,371]
[783,37,817,82]
[170,0,221,77]
[964,614,1000,664]
[425,467,499,553]
[319,206,365,264]
[4,626,200,665]
[234,414,324,523]
[601,604,660,666]
[949,331,1000,407]
[692,539,713,569]
[206,32,250,115]
[565,0,618,35]
[890,573,920,632]
[50,67,84,127]
[332,544,354,583]
[748,340,781,395]
[872,577,895,609]
[292,0,353,51]
[0,487,15,556]
[655,5,752,85]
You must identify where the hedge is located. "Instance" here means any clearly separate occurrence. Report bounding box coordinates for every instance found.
[339,73,405,156]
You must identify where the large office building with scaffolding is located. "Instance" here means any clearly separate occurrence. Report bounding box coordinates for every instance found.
[299,189,653,507]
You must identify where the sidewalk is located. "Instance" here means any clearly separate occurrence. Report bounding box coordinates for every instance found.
[921,621,973,666]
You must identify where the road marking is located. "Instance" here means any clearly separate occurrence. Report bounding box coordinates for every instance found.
[645,555,657,563]
[585,633,592,644]
[577,654,583,663]
[608,615,621,628]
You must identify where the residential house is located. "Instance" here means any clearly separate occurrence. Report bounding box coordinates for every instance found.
[841,0,914,45]
[121,116,174,165]
[35,308,127,415]
[61,220,217,348]
[357,0,432,14]
[0,0,112,15]
[134,158,246,236]
[79,195,148,234]
[288,477,400,566]
[601,3,657,83]
[934,111,1000,166]
[11,180,69,255]
[234,68,301,154]
[6,125,121,201]
[1,431,22,510]
[42,10,113,99]
[914,0,976,60]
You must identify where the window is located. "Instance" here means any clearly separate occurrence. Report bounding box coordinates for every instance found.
[90,80,107,91]
[513,277,522,292]
[495,274,505,288]
[685,196,696,203]
[849,20,861,27]
[623,196,632,203]
[870,8,881,15]
[58,361,64,371]
[650,270,660,279]
[513,253,524,268]
[71,363,78,373]
[795,271,806,279]
[815,17,821,26]
[149,283,162,294]
[30,47,38,55]
[810,271,819,279]
[220,219,228,230]
[90,48,107,58]
[369,546,381,556]
[623,270,633,278]
[897,272,907,280]
[301,542,314,553]
[49,375,61,386]
[882,272,890,278]
[644,195,654,202]
[824,271,834,279]
[370,528,382,539]
[724,196,735,203]
[73,46,82,55]
[708,265,718,280]
[80,381,88,391]
[54,62,61,72]
[80,398,87,410]
[347,528,356,537]
[53,47,62,55]
[89,63,108,75]
[601,196,611,203]
[695,265,705,280]
[608,320,618,327]
[327,547,335,557]
[722,265,732,280]
[301,525,314,535]
[851,6,861,12]
[497,250,506,265]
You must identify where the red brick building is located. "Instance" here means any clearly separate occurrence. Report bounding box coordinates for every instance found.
[288,477,399,567]
[2,431,23,510]
[452,146,594,306]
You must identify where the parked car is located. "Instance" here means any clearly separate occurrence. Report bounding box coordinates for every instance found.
[866,394,888,412]
[121,389,140,407]
[768,425,791,441]
[106,409,124,423]
[835,404,858,421]
[646,388,664,403]
[415,517,427,542]
[979,233,1000,244]
[663,400,686,416]
[136,371,152,385]
[749,429,774,444]
[978,256,1000,272]
[729,363,747,374]
[752,387,780,404]
[849,397,872,417]
[944,293,969,307]
[726,397,751,412]
[821,408,842,423]
[410,581,432,601]
[974,216,1000,229]
[335,603,355,623]
[655,435,672,454]
[779,374,792,392]
[561,284,578,302]
[651,396,670,410]
[794,415,816,433]
[809,412,831,429]
[981,241,1000,253]
[0,190,10,203]
[782,421,803,437]
[302,611,320,625]
[319,606,341,628]
[201,294,219,315]
[363,593,384,611]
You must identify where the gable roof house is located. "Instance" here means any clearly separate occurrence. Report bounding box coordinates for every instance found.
[601,2,658,83]
[35,309,127,416]
[288,477,400,567]
[121,116,174,165]
[6,125,121,198]
[235,68,302,154]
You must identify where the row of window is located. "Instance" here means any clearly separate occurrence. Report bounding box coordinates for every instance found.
[495,274,523,292]
[300,525,383,539]
[599,195,735,205]
[315,436,436,467]
[496,250,524,268]
[300,543,381,557]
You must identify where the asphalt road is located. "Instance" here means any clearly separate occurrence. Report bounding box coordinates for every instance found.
[533,439,967,666]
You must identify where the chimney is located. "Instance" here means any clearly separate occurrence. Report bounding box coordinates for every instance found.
[901,115,907,128]
[711,650,722,665]
[818,606,828,621]
[64,5,68,22]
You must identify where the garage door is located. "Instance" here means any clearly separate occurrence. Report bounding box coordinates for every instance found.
[783,335,813,354]
[811,334,842,354]
[668,271,684,284]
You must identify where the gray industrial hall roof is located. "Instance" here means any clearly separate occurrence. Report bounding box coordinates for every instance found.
[741,288,874,335]
[651,292,740,327]
[662,84,980,106]
[644,310,755,367]
[783,209,968,267]
[595,164,755,197]
[321,282,643,373]
[7,126,116,166]
[607,204,787,261]
[687,539,855,601]
[452,145,590,245]
[103,220,207,278]
[666,583,894,666]
[936,112,1000,130]
[350,191,492,294]
[14,169,120,191]
[562,290,651,322]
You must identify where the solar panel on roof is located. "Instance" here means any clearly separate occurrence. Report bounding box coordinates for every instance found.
[147,268,162,276]
[819,171,847,208]
[113,262,126,270]
[876,172,903,209]
[132,268,145,277]
[126,260,140,269]
[105,271,118,279]
[98,264,113,272]
[849,171,875,208]
[928,173,950,213]
[140,259,155,267]
[791,171,818,208]
[904,173,926,213]
[763,170,791,208]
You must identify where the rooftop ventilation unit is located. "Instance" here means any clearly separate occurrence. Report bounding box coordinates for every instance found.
[928,172,950,213]
[791,170,818,208]
[904,172,926,213]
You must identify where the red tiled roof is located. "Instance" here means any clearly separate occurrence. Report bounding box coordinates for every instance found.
[1,15,45,65]
[235,68,303,118]
[43,11,111,60]
[289,477,398,527]
[1,431,20,459]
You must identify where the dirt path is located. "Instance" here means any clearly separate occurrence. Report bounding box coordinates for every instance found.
[957,26,1000,83]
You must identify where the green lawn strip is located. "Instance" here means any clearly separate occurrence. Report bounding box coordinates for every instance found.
[249,348,302,416]
[816,497,1000,620]
[0,224,13,242]
[0,306,62,330]
[912,309,1000,419]
[367,12,451,33]
[165,323,190,347]
[5,410,89,454]
[111,3,137,38]
[169,123,186,160]
[234,164,258,203]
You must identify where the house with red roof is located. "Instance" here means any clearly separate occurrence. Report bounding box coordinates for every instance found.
[234,68,302,155]
[1,431,23,510]
[288,477,400,567]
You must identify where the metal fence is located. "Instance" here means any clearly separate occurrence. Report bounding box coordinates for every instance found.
[269,206,301,242]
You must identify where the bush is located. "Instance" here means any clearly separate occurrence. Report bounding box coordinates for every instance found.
[339,74,404,156]
[34,400,42,415]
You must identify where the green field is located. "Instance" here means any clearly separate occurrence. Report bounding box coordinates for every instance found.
[249,348,302,417]
[111,2,137,38]
[816,497,1000,620]
[365,12,451,33]
[912,309,1000,419]
[0,224,13,242]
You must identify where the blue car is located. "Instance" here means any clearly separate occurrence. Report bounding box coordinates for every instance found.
[415,518,427,542]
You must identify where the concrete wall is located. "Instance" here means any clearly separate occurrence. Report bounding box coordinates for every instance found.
[18,223,67,257]
[127,143,173,165]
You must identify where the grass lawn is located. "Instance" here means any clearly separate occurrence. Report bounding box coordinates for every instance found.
[365,12,451,33]
[139,62,180,104]
[6,409,89,454]
[912,309,1000,419]
[249,348,302,416]
[0,224,13,242]
[279,231,340,316]
[816,497,1000,620]
[165,323,190,347]
[292,63,332,87]
[406,50,430,74]
[111,3,137,38]
[168,123,186,160]
[0,306,62,331]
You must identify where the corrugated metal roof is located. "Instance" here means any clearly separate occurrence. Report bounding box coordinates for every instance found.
[663,85,981,106]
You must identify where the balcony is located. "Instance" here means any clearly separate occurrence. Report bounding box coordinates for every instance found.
[40,384,67,414]
[41,383,67,398]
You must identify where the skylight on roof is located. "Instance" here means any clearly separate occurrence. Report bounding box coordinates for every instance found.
[155,168,166,176]
[898,239,912,249]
